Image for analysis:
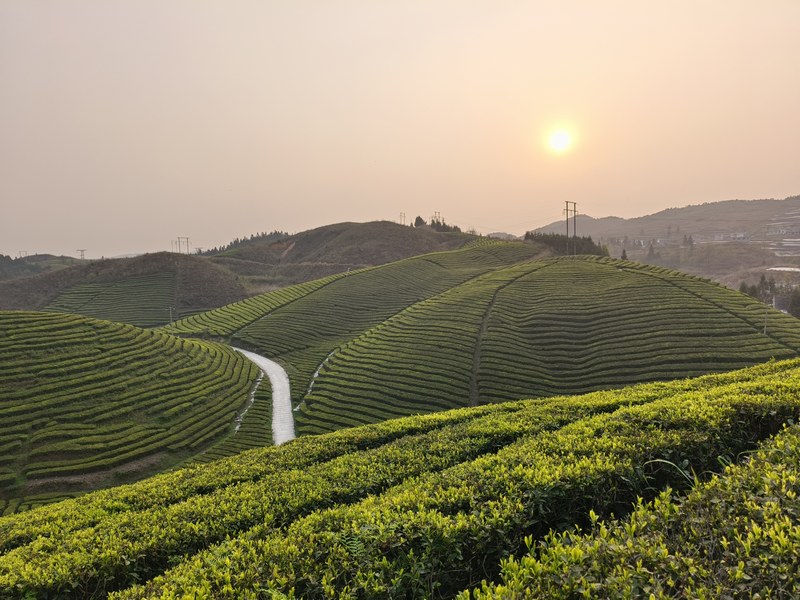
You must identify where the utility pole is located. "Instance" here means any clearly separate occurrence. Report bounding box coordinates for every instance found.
[564,201,577,255]
[399,212,406,226]
[176,236,190,254]
[76,249,86,260]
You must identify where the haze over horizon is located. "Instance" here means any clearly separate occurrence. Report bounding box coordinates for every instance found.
[2,1,799,259]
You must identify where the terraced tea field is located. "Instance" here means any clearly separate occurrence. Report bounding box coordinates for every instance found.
[0,311,259,513]
[45,272,177,327]
[1,358,799,598]
[169,251,800,435]
[1,252,248,327]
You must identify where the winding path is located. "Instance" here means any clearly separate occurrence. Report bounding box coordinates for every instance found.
[232,347,296,445]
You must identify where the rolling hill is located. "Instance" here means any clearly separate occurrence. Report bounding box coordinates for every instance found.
[167,247,800,435]
[209,220,477,291]
[0,254,81,282]
[0,222,479,327]
[1,357,799,598]
[0,311,260,513]
[0,253,248,327]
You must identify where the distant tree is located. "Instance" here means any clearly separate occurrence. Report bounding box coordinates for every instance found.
[414,216,426,228]
[789,288,800,318]
[429,218,461,233]
[523,232,607,256]
[621,248,628,260]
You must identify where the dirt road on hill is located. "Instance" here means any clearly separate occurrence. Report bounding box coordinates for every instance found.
[232,347,296,445]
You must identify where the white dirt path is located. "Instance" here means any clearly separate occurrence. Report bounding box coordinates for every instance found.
[232,347,296,445]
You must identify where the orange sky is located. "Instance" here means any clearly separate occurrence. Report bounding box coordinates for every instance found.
[1,1,799,257]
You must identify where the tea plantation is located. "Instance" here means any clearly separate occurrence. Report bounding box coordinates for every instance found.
[1,358,800,597]
[45,272,177,328]
[167,250,800,435]
[0,311,259,513]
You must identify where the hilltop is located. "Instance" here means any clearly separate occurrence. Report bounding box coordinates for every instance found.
[210,220,477,292]
[167,246,800,435]
[0,254,81,281]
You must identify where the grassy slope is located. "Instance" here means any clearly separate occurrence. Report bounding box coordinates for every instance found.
[0,253,248,327]
[0,311,259,513]
[0,359,799,597]
[210,220,476,291]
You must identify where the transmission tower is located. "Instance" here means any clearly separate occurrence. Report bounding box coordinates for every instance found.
[399,212,406,225]
[76,249,86,260]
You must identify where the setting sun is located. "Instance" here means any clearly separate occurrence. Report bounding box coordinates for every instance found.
[547,130,574,154]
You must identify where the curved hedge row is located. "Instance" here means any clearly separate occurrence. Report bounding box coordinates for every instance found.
[0,311,259,513]
[0,359,799,597]
[115,360,800,598]
[468,421,800,599]
[162,272,353,338]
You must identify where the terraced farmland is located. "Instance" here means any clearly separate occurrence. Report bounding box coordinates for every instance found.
[45,272,177,327]
[1,252,248,327]
[0,311,259,513]
[170,249,800,436]
[1,358,800,597]
[165,240,545,403]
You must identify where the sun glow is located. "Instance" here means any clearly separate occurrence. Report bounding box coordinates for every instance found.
[547,130,573,154]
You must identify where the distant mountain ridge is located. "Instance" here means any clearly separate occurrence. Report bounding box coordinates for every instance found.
[534,195,800,248]
[534,196,800,286]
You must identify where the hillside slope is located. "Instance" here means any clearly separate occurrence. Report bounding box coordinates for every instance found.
[168,251,800,435]
[1,358,799,597]
[165,239,547,408]
[210,220,476,290]
[0,253,248,327]
[0,311,259,512]
[0,254,81,282]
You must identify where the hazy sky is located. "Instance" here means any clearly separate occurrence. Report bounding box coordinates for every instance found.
[2,1,799,258]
